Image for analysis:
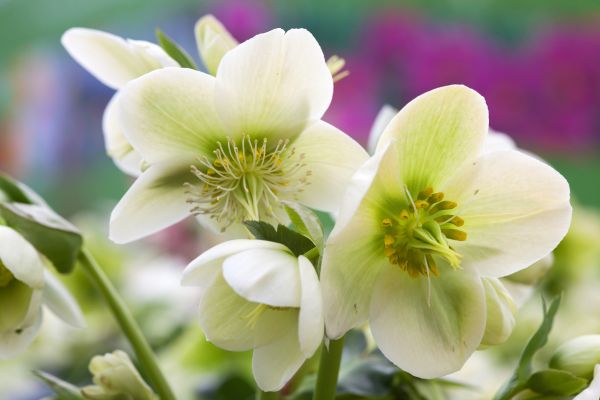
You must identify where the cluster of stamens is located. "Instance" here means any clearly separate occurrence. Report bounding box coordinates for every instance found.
[382,187,467,278]
[185,135,311,230]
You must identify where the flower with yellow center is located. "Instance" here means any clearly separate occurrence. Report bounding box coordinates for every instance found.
[320,85,572,378]
[108,28,368,243]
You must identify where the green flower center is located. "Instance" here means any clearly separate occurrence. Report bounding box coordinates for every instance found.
[186,136,310,230]
[0,259,14,288]
[381,187,467,278]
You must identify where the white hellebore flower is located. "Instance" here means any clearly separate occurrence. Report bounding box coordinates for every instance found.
[62,27,179,176]
[0,226,84,358]
[109,28,368,243]
[320,85,571,378]
[181,239,323,391]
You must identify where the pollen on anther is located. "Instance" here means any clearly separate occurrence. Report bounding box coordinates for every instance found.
[442,229,467,241]
[382,218,393,227]
[384,234,395,247]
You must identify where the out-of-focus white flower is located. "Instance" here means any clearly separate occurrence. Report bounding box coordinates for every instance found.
[551,335,600,380]
[182,239,323,391]
[195,14,238,75]
[574,365,600,400]
[82,350,158,400]
[109,28,368,243]
[321,85,572,378]
[62,28,179,176]
[480,278,516,347]
[0,226,84,359]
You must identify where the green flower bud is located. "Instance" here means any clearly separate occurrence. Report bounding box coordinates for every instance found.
[480,278,517,347]
[550,335,600,380]
[194,14,238,75]
[82,350,158,400]
[506,254,554,285]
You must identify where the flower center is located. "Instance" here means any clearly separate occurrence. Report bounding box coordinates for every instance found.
[381,186,467,278]
[186,136,310,230]
[0,259,14,288]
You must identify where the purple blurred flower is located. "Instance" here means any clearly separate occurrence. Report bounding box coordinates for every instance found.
[210,0,273,42]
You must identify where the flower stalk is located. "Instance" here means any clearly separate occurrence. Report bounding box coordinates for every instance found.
[313,337,345,400]
[78,248,176,400]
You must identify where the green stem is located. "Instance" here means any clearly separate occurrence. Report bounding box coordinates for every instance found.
[313,337,345,400]
[257,390,280,400]
[78,248,176,400]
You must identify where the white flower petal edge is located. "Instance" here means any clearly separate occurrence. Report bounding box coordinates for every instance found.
[297,255,323,356]
[574,364,600,400]
[0,308,43,359]
[216,28,333,140]
[61,28,178,90]
[369,265,486,378]
[43,272,85,328]
[109,162,194,244]
[195,14,238,75]
[0,226,45,288]
[367,105,398,155]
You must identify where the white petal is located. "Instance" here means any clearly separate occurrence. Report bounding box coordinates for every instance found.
[297,256,323,357]
[216,28,333,140]
[0,309,42,360]
[61,28,177,90]
[0,226,44,288]
[375,85,488,192]
[367,105,398,155]
[290,121,368,213]
[482,129,516,154]
[480,278,516,346]
[195,14,238,75]
[369,266,486,378]
[109,162,192,244]
[574,365,600,400]
[118,67,226,164]
[197,272,258,351]
[102,93,143,176]
[223,248,300,307]
[443,150,572,277]
[43,272,85,328]
[252,311,305,391]
[181,240,288,289]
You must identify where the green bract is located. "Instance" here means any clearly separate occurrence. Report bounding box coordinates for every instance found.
[321,85,572,378]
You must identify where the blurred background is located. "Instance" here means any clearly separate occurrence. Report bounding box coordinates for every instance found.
[1,0,600,399]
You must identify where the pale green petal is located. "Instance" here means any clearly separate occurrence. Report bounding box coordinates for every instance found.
[443,150,571,277]
[62,28,177,90]
[109,162,193,244]
[375,85,488,192]
[197,272,257,351]
[297,256,323,356]
[369,266,485,378]
[0,226,44,288]
[480,278,516,347]
[195,14,238,75]
[215,28,333,141]
[43,272,85,328]
[367,104,397,155]
[222,248,301,307]
[252,310,305,391]
[102,93,142,176]
[0,279,34,332]
[289,121,368,213]
[0,308,42,359]
[118,68,227,164]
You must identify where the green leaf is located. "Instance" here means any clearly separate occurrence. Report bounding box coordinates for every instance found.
[283,201,324,249]
[493,295,563,400]
[155,29,198,69]
[243,221,315,257]
[525,369,587,396]
[0,173,47,205]
[0,203,82,273]
[34,371,84,400]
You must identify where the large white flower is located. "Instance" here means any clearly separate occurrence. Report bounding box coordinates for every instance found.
[109,28,368,243]
[320,85,572,378]
[0,226,84,358]
[181,239,323,391]
[62,27,180,176]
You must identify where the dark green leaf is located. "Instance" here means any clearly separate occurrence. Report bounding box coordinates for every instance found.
[0,173,47,205]
[198,373,254,400]
[283,201,324,248]
[0,203,82,273]
[155,29,198,69]
[526,369,587,396]
[493,295,563,400]
[243,221,315,257]
[34,371,84,400]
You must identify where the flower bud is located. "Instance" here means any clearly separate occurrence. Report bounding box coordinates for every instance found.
[480,278,517,347]
[505,254,554,285]
[550,335,600,380]
[82,350,157,400]
[195,14,238,75]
